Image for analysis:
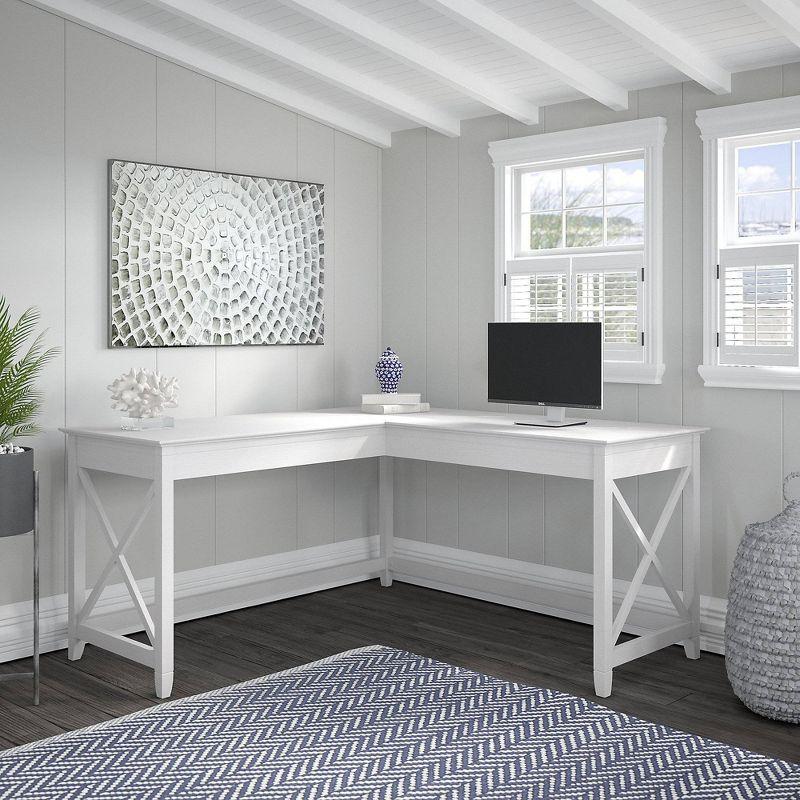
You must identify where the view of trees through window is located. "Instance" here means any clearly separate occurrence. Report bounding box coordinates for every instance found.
[519,158,645,251]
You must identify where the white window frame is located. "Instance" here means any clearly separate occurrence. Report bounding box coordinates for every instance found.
[489,117,666,385]
[697,95,800,390]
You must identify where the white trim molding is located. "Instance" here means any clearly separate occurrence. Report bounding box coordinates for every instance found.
[696,96,800,389]
[605,360,666,384]
[392,538,726,655]
[0,536,381,663]
[0,533,727,664]
[696,94,800,140]
[697,364,800,390]
[488,117,667,167]
[489,118,667,385]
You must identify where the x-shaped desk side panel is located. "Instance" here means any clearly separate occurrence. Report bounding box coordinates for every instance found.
[593,434,702,697]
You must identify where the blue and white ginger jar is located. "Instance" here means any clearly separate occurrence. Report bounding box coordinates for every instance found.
[375,347,404,393]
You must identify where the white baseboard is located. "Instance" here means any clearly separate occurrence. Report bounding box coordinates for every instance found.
[391,538,727,655]
[0,534,726,664]
[0,536,382,663]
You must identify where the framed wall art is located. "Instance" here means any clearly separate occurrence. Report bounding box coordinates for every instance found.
[108,159,324,347]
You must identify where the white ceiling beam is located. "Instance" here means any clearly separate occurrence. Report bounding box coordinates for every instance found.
[574,0,731,95]
[420,0,629,111]
[26,0,393,147]
[279,0,539,125]
[144,0,461,137]
[743,0,800,49]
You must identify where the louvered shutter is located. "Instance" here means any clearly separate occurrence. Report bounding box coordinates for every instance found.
[571,251,643,360]
[718,244,799,366]
[574,271,639,346]
[505,256,570,324]
[508,273,568,322]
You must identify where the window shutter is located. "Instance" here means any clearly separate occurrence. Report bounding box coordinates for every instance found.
[574,270,639,346]
[508,273,568,322]
[718,244,799,366]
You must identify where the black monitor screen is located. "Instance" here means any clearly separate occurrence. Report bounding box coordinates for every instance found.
[488,322,602,409]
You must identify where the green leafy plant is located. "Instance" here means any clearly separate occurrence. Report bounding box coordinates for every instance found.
[0,297,58,447]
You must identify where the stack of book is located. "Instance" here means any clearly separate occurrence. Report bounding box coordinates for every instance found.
[361,393,430,414]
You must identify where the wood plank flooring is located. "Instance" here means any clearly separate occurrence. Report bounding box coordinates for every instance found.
[0,580,797,761]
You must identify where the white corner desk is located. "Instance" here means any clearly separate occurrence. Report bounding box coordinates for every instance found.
[62,408,706,699]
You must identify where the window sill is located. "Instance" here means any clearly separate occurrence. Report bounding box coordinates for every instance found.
[698,364,800,390]
[604,362,665,384]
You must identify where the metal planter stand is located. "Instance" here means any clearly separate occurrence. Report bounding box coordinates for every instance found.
[0,471,40,705]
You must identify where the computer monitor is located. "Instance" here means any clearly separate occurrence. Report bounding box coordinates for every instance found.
[488,322,603,428]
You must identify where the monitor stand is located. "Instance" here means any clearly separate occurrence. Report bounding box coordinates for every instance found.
[514,406,588,428]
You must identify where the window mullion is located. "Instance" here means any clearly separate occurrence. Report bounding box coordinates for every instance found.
[568,258,575,323]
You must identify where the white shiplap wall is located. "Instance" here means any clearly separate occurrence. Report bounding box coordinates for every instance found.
[382,63,800,603]
[0,0,381,606]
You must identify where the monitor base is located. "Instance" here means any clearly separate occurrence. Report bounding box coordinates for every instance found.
[514,405,588,428]
[514,419,587,428]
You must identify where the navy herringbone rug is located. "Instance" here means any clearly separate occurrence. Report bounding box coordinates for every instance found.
[0,646,797,799]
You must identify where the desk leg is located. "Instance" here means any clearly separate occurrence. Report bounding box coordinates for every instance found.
[154,472,174,698]
[66,438,86,661]
[379,456,394,588]
[593,451,614,698]
[683,434,702,660]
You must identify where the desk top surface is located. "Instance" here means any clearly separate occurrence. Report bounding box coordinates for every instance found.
[61,408,706,447]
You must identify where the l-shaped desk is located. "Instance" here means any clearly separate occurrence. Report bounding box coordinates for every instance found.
[62,408,706,699]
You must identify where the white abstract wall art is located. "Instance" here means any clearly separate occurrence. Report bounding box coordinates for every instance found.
[108,368,179,419]
[109,160,324,347]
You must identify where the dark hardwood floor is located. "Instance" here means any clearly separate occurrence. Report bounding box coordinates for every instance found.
[0,580,797,762]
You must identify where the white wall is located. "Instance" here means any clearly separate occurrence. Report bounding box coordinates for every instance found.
[0,0,381,608]
[382,65,800,605]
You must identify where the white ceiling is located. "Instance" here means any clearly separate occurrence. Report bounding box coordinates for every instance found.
[25,0,800,146]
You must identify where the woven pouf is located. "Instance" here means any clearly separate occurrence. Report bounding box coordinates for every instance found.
[725,473,800,723]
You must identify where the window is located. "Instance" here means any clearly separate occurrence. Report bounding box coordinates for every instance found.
[518,157,644,252]
[490,118,666,384]
[697,96,800,389]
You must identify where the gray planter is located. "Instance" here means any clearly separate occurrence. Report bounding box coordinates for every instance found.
[0,447,34,537]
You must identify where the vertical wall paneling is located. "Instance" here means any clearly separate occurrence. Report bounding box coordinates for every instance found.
[0,0,65,604]
[455,117,511,555]
[65,22,158,586]
[297,118,336,549]
[383,129,428,541]
[424,131,461,548]
[333,132,380,542]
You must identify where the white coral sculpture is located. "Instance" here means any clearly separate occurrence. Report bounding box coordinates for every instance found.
[108,368,179,419]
